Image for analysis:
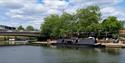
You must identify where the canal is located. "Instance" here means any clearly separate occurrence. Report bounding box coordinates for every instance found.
[0,46,125,63]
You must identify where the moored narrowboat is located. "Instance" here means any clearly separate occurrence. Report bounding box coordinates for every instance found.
[52,37,104,48]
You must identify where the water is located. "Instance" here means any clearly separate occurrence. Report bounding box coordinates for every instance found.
[0,46,125,63]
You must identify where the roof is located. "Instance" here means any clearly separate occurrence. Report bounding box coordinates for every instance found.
[0,25,16,29]
[57,38,95,45]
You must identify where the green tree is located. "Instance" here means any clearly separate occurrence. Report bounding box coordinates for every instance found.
[17,25,25,31]
[76,6,101,32]
[26,25,35,31]
[41,6,102,38]
[102,16,123,34]
[41,13,75,38]
[59,12,75,36]
[41,6,123,38]
[41,14,60,38]
[86,23,102,32]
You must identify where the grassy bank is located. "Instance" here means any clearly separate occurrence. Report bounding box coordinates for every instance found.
[0,41,31,46]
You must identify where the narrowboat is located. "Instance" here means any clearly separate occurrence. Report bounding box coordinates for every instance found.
[52,37,104,48]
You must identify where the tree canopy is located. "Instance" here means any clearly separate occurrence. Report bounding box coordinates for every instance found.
[40,6,123,38]
[102,16,123,34]
[26,25,35,31]
[17,25,25,31]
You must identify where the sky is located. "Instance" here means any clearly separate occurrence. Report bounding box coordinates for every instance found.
[0,0,125,29]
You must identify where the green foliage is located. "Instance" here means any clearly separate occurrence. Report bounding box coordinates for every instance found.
[102,16,123,34]
[26,25,35,31]
[40,6,123,38]
[75,6,101,32]
[41,14,60,37]
[17,25,25,31]
[86,23,102,32]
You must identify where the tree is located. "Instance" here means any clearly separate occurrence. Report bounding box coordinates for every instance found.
[102,16,123,34]
[76,6,101,32]
[41,14,60,38]
[17,25,25,31]
[40,6,123,39]
[26,25,35,31]
[41,6,102,38]
[86,23,102,32]
[59,12,75,37]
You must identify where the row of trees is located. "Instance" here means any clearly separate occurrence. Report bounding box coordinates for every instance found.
[41,6,123,38]
[17,25,35,31]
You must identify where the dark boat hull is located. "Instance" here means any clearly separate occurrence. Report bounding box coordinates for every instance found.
[52,38,105,48]
[52,43,105,48]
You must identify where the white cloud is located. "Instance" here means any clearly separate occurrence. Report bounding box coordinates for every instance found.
[0,0,27,9]
[0,0,125,29]
[43,0,68,9]
[101,6,125,20]
[95,0,124,5]
[21,4,47,16]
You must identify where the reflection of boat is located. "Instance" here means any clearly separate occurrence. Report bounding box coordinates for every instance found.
[52,37,104,48]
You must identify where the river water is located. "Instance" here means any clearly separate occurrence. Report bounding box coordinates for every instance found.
[0,46,125,63]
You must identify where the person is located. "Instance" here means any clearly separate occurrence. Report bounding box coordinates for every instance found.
[75,37,79,44]
[61,39,64,43]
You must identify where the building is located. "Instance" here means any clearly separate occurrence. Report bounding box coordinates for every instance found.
[0,25,16,32]
[119,28,125,35]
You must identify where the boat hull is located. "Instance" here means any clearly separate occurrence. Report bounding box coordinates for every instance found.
[52,43,105,48]
[52,38,105,48]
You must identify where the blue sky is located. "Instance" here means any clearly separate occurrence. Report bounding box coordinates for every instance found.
[0,0,125,29]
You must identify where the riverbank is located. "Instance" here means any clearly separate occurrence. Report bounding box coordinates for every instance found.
[96,43,125,48]
[31,39,125,48]
[0,41,30,46]
[1,39,125,48]
[96,39,125,48]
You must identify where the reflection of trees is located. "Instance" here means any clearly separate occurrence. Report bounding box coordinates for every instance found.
[100,48,121,55]
[96,48,121,63]
[60,60,98,63]
[45,47,99,63]
[78,48,98,55]
[41,47,123,63]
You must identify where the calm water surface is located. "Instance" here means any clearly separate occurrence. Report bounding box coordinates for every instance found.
[0,46,125,63]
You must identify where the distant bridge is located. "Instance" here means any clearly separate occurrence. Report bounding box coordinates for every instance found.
[0,31,41,37]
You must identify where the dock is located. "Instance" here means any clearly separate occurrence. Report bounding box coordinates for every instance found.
[96,42,125,48]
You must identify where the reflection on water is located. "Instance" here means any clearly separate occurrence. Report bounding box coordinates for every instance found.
[100,48,121,55]
[41,47,98,63]
[0,46,124,63]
